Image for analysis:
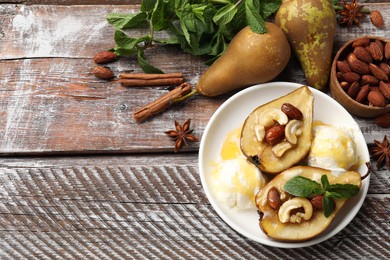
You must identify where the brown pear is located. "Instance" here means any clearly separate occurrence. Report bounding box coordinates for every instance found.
[275,0,336,90]
[196,23,291,97]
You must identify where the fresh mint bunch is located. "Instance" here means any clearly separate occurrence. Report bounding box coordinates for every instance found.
[106,0,282,73]
[284,175,360,218]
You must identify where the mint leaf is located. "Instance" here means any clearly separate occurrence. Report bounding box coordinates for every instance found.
[213,3,238,26]
[323,195,335,218]
[260,0,282,18]
[327,184,360,198]
[114,30,151,53]
[107,12,148,29]
[321,175,330,190]
[137,49,164,74]
[284,176,324,198]
[141,0,157,13]
[245,0,266,34]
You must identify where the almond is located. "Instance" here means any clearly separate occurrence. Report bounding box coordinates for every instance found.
[340,81,350,91]
[385,42,390,59]
[379,81,390,99]
[370,10,384,29]
[361,75,379,85]
[281,103,303,120]
[92,66,115,79]
[265,125,285,146]
[267,187,282,210]
[337,72,344,82]
[368,41,384,61]
[369,63,389,81]
[343,72,361,83]
[310,195,323,210]
[347,53,370,75]
[352,37,371,48]
[375,113,390,128]
[356,84,370,103]
[337,60,351,73]
[379,63,390,76]
[353,46,373,64]
[368,90,386,107]
[347,81,360,99]
[93,51,118,64]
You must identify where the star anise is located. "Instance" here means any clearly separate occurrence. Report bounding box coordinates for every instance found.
[370,135,390,170]
[165,119,199,152]
[337,0,365,28]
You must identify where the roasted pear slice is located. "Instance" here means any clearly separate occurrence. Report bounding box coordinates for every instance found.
[240,86,314,174]
[256,166,362,241]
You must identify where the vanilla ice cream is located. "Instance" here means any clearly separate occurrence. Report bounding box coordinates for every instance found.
[211,128,266,210]
[307,125,358,171]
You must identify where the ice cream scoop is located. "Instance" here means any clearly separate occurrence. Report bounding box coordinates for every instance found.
[307,125,358,171]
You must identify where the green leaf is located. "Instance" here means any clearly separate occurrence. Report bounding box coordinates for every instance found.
[107,12,148,29]
[245,0,266,34]
[114,30,151,52]
[327,184,360,198]
[260,0,282,18]
[137,48,164,74]
[323,195,335,218]
[213,3,238,25]
[141,0,157,13]
[284,176,324,198]
[321,175,330,190]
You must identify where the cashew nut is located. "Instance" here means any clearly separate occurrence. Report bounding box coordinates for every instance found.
[258,108,288,127]
[254,125,265,142]
[272,141,293,158]
[285,120,302,145]
[278,197,313,223]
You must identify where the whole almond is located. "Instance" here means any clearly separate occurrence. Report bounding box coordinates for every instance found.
[385,42,390,59]
[361,75,379,85]
[368,90,386,107]
[353,46,373,64]
[265,125,285,146]
[93,51,118,64]
[337,72,344,82]
[92,66,115,79]
[340,81,350,91]
[375,113,390,128]
[337,60,351,73]
[347,81,360,99]
[347,53,370,75]
[352,37,371,48]
[281,103,303,120]
[356,84,370,103]
[379,63,390,76]
[375,40,385,54]
[369,63,389,81]
[370,10,384,29]
[368,42,384,61]
[267,187,282,210]
[379,81,390,99]
[310,195,324,210]
[343,72,361,83]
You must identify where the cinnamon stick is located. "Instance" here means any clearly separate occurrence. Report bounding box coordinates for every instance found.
[119,72,184,87]
[119,72,183,80]
[132,82,192,123]
[119,77,184,87]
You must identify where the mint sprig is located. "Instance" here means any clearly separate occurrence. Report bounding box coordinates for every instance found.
[284,175,360,218]
[106,0,282,73]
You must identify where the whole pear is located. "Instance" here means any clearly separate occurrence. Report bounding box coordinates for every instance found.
[275,0,336,90]
[196,23,291,97]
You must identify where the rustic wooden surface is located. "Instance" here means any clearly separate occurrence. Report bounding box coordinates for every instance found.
[0,1,389,259]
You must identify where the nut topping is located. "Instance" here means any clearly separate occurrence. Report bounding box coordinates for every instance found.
[267,187,282,210]
[310,195,324,209]
[278,197,313,224]
[265,125,285,146]
[258,108,288,127]
[281,103,303,120]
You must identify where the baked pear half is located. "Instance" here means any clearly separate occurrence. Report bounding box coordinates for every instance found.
[240,86,314,174]
[255,166,362,241]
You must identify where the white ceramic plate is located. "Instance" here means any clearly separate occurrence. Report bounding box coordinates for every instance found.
[198,82,370,248]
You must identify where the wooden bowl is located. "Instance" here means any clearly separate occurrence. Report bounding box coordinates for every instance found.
[329,36,390,118]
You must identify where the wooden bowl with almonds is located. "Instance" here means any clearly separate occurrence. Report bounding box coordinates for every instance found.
[330,36,390,118]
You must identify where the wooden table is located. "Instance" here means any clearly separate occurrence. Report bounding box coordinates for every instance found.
[1,1,389,258]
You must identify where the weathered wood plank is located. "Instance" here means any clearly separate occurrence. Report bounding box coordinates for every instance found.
[0,155,389,258]
[1,3,390,155]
